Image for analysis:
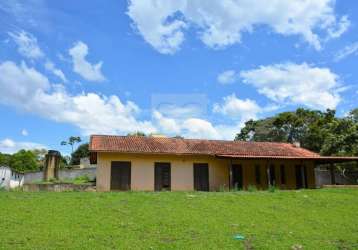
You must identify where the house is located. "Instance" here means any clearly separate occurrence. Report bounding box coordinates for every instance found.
[89,135,358,192]
[0,166,24,190]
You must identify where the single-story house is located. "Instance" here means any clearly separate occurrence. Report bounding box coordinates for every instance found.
[0,166,24,190]
[89,135,358,192]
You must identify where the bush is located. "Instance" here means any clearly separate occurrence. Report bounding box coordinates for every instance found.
[73,175,91,184]
[268,185,279,193]
[247,185,258,192]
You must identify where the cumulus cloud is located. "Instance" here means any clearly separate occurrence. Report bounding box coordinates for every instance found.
[213,94,261,122]
[217,70,237,85]
[127,0,348,53]
[0,138,46,154]
[68,41,106,82]
[45,61,67,83]
[8,30,44,59]
[240,62,342,110]
[21,129,28,136]
[334,42,358,62]
[0,61,154,136]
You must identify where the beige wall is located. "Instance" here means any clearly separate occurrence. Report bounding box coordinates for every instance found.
[96,152,315,191]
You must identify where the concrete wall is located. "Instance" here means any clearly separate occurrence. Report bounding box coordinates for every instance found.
[23,168,96,184]
[96,152,316,191]
[315,169,358,187]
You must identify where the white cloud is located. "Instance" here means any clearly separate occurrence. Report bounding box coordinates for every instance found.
[240,62,342,110]
[127,0,348,53]
[0,61,154,136]
[0,138,46,154]
[68,41,106,82]
[127,1,187,54]
[45,61,67,83]
[217,70,237,84]
[213,94,261,122]
[334,42,358,62]
[8,30,44,59]
[21,129,28,136]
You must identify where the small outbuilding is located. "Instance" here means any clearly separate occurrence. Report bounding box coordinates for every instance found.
[0,166,24,190]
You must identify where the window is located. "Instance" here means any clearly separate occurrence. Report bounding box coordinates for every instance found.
[280,165,286,185]
[255,165,261,184]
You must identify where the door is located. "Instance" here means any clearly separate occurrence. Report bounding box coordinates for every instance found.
[155,163,171,191]
[111,161,131,191]
[295,165,307,189]
[193,163,209,191]
[231,164,243,189]
[269,165,276,186]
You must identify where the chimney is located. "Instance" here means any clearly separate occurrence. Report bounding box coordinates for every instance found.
[43,150,61,181]
[293,141,301,148]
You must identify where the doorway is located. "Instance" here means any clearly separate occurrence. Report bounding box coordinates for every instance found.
[193,163,209,191]
[155,163,171,191]
[231,164,243,190]
[111,161,131,191]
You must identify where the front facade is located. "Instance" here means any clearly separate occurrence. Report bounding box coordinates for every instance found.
[90,135,325,192]
[96,152,316,191]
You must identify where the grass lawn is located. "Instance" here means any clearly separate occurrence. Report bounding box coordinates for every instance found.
[0,189,357,249]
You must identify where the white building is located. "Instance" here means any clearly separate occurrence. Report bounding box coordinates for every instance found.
[0,166,24,190]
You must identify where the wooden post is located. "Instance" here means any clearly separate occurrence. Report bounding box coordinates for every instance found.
[330,163,336,185]
[229,159,233,190]
[266,161,271,187]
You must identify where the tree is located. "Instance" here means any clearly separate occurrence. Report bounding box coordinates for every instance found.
[0,152,11,167]
[9,150,38,172]
[127,131,146,137]
[61,136,82,153]
[70,143,90,165]
[235,107,358,156]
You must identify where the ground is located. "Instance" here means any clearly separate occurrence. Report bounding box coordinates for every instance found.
[0,189,357,249]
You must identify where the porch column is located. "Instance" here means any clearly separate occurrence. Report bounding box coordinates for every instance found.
[266,160,271,187]
[229,159,233,190]
[330,163,336,185]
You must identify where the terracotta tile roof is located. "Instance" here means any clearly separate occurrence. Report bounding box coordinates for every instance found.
[89,135,321,158]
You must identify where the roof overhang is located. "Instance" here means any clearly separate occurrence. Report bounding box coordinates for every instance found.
[215,154,358,164]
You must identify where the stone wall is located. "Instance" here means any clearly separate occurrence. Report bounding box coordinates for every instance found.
[23,183,95,192]
[24,168,96,184]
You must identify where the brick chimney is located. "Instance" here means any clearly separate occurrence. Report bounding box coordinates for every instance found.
[43,150,61,181]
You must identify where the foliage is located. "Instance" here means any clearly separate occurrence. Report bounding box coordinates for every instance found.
[9,150,38,172]
[0,152,11,167]
[0,190,357,249]
[70,143,90,165]
[235,108,358,157]
[127,131,146,136]
[73,175,91,184]
[247,185,258,192]
[60,155,71,169]
[61,136,82,153]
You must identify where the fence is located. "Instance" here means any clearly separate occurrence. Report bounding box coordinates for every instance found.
[24,167,96,184]
[315,169,358,187]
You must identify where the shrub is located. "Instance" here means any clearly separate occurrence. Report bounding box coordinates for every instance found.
[247,185,258,192]
[268,185,279,193]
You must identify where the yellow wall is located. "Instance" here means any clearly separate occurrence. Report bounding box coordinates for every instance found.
[96,152,315,191]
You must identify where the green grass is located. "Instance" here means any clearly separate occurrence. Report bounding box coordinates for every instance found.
[0,189,357,249]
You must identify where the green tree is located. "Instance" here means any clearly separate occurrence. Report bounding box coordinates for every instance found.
[70,143,90,165]
[9,150,38,172]
[235,107,358,156]
[61,136,82,153]
[0,152,11,167]
[127,131,146,136]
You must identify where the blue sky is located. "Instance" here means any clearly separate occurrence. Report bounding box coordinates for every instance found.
[0,0,357,154]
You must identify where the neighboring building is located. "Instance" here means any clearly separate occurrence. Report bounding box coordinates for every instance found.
[0,166,24,190]
[89,135,358,192]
